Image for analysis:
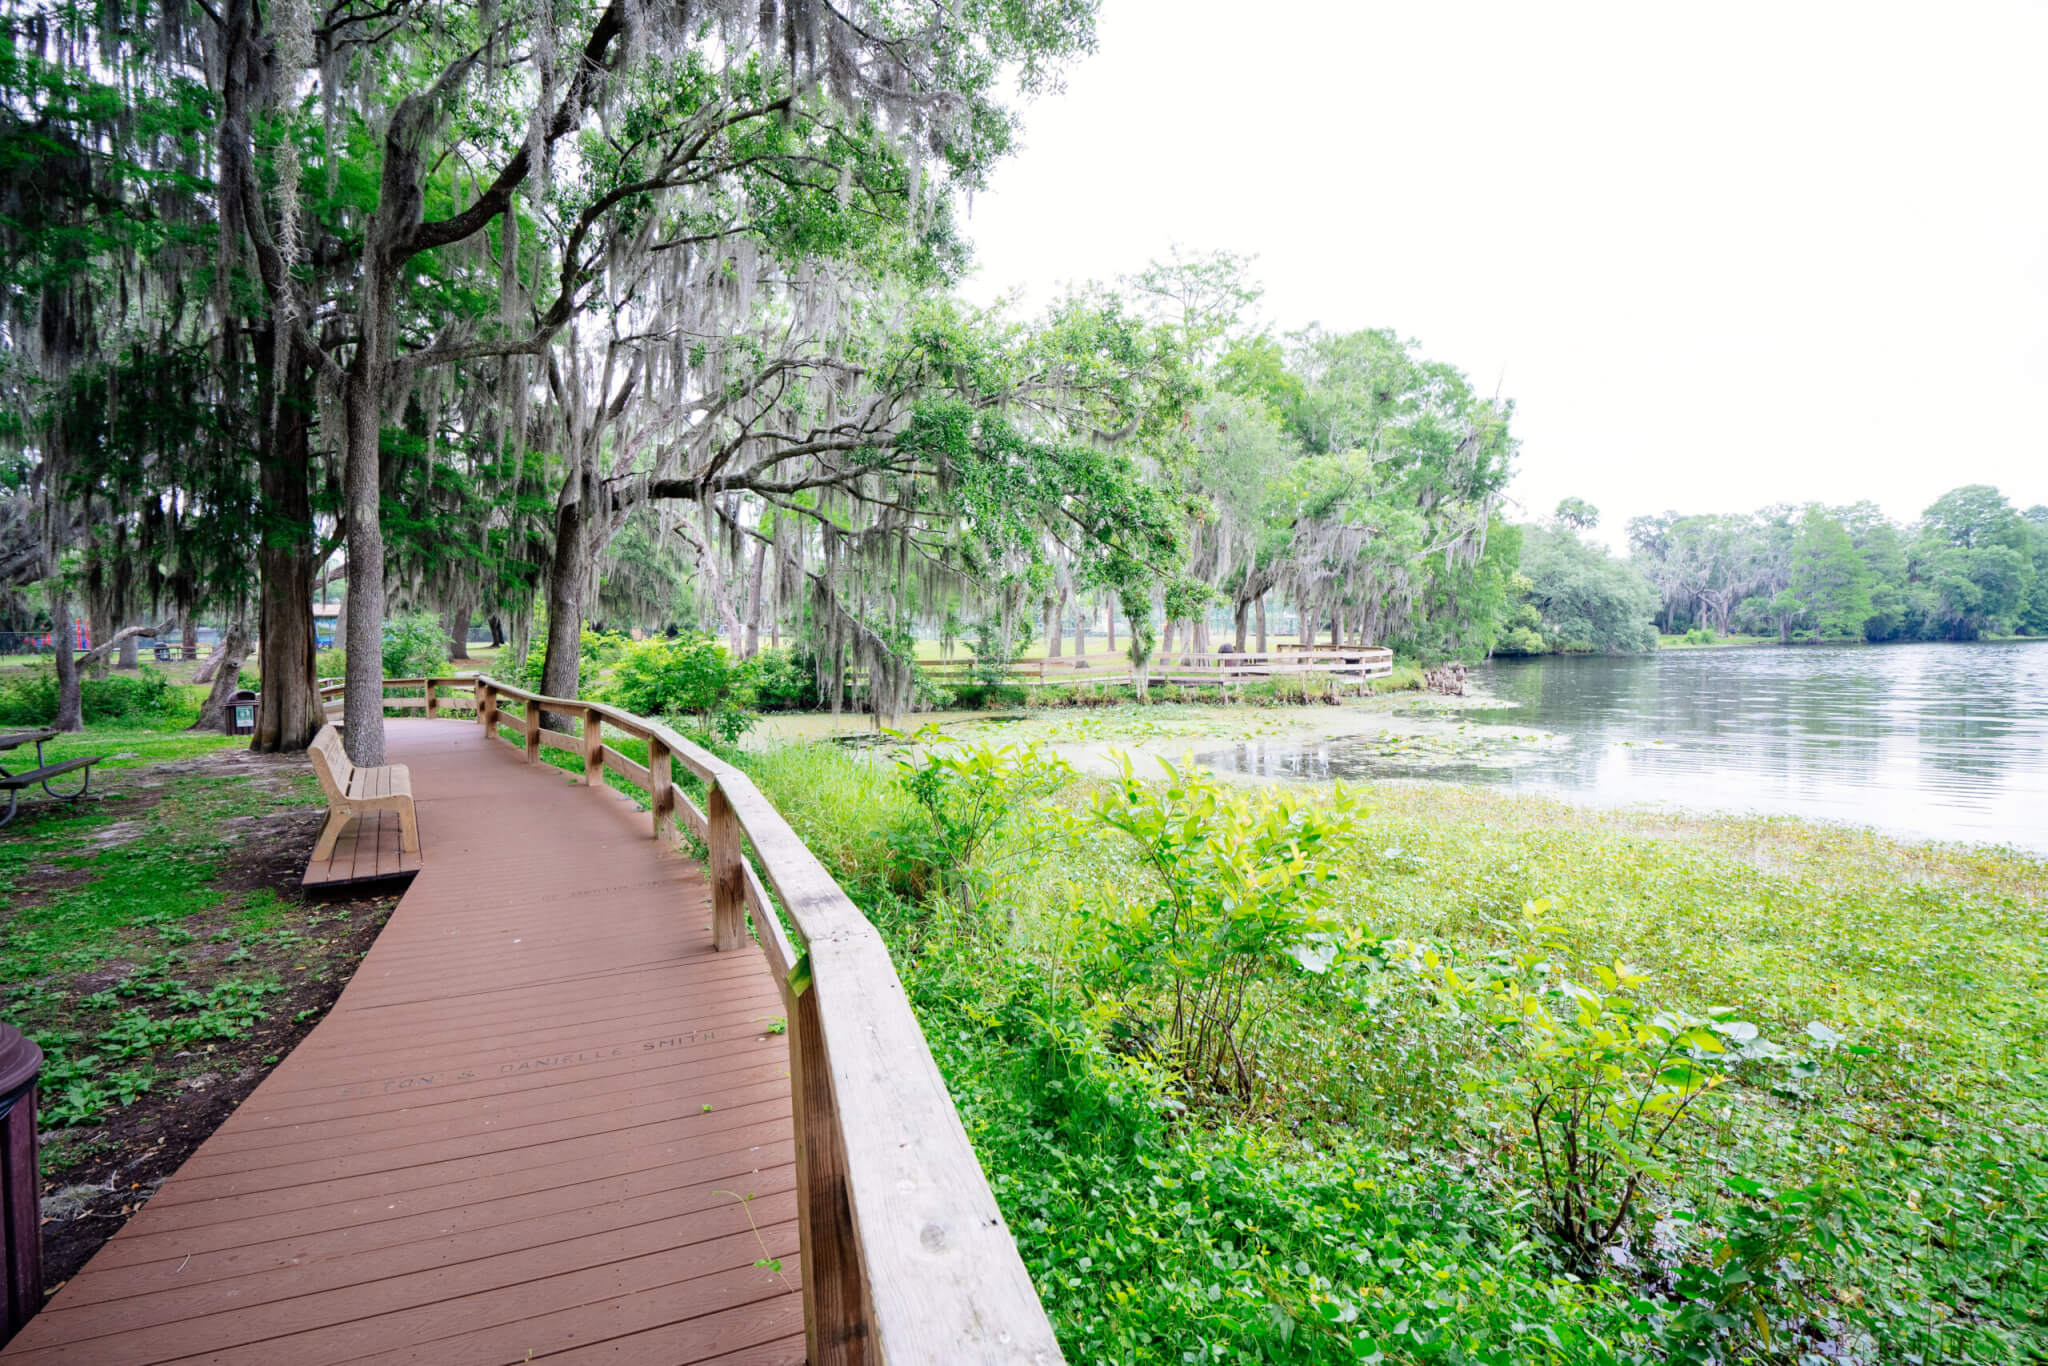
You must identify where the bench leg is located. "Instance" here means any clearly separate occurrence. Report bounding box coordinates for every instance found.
[0,788,15,829]
[41,764,92,801]
[313,808,352,861]
[398,801,420,854]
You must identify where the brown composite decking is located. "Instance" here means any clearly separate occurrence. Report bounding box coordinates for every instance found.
[6,719,804,1366]
[301,804,425,887]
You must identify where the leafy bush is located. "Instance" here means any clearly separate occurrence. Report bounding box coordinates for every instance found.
[314,647,346,680]
[887,741,1072,917]
[380,610,445,680]
[1077,759,1365,1106]
[0,664,178,725]
[604,633,754,742]
[736,647,818,711]
[1683,626,1716,645]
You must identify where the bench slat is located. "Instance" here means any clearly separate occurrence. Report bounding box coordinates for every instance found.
[0,756,100,789]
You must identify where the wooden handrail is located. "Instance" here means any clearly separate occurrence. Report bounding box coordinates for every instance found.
[411,674,1064,1364]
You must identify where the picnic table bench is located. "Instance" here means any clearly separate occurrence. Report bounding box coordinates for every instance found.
[0,729,104,828]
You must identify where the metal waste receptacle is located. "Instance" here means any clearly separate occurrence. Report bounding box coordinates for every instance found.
[225,688,259,737]
[0,1025,43,1344]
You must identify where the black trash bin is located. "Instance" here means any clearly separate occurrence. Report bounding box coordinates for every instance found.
[0,1024,43,1345]
[225,688,259,737]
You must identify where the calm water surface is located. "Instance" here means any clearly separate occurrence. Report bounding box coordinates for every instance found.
[1201,641,2048,851]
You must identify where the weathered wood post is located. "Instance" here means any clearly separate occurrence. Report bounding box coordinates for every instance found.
[782,974,866,1365]
[522,697,541,763]
[646,736,673,844]
[475,679,490,730]
[706,782,746,951]
[425,680,438,720]
[0,1026,44,1345]
[582,709,604,787]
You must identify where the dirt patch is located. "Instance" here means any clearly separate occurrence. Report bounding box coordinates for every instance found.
[5,748,406,1299]
[36,891,393,1291]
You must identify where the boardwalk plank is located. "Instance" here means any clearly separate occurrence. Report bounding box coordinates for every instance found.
[5,720,802,1366]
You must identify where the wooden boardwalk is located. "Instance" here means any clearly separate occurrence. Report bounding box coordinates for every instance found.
[6,720,803,1366]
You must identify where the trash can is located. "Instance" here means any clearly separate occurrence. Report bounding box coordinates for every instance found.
[152,642,172,661]
[0,1024,43,1345]
[225,688,259,737]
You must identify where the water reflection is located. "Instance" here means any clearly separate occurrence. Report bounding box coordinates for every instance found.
[1200,640,2048,851]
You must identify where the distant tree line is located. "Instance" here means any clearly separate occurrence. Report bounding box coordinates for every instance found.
[1496,485,2048,655]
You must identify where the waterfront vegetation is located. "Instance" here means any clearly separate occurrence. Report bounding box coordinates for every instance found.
[736,734,2047,1365]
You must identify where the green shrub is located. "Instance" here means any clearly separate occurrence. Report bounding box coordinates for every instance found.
[887,741,1072,918]
[604,633,753,743]
[380,611,445,680]
[735,647,818,711]
[1683,626,1717,645]
[314,647,346,680]
[1076,758,1366,1107]
[0,665,178,726]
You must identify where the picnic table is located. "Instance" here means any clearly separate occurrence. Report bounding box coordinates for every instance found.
[0,729,104,828]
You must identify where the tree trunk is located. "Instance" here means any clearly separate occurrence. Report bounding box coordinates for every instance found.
[252,340,324,753]
[742,537,767,658]
[489,615,505,648]
[192,620,251,732]
[1233,600,1248,652]
[1255,595,1268,653]
[1161,619,1176,656]
[1106,599,1117,653]
[446,597,473,660]
[1047,586,1066,658]
[117,626,139,670]
[181,617,198,659]
[340,360,389,765]
[1073,602,1087,660]
[47,585,83,733]
[1193,615,1211,655]
[538,471,594,730]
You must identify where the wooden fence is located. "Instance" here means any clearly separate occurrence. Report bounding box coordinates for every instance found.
[336,675,1062,1364]
[910,645,1396,689]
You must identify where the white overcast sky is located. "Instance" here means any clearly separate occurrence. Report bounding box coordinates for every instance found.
[957,0,2048,545]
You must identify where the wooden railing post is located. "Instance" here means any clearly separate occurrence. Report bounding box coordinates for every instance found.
[707,782,746,952]
[425,682,438,720]
[785,980,867,1366]
[475,679,491,729]
[522,698,541,763]
[582,709,604,787]
[647,736,673,844]
[0,1026,43,1347]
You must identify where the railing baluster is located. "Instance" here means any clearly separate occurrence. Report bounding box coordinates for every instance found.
[582,709,603,787]
[647,736,673,844]
[786,978,867,1365]
[707,783,746,951]
[523,697,541,763]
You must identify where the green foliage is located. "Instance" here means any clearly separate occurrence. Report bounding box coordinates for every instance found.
[886,741,1072,917]
[1515,525,1660,653]
[742,735,2048,1364]
[379,611,446,680]
[0,664,178,725]
[603,633,754,743]
[735,647,819,712]
[1077,760,1365,1105]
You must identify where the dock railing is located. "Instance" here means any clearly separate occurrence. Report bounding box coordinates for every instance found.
[333,674,1062,1364]
[905,645,1396,689]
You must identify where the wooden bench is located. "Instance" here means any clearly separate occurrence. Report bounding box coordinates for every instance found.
[0,729,104,829]
[307,725,419,861]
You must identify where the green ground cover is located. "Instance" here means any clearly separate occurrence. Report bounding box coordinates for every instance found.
[738,738,2048,1365]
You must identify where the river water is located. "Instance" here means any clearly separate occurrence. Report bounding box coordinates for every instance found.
[1199,640,2048,852]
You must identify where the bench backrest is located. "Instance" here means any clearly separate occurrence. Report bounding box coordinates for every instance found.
[307,725,354,802]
